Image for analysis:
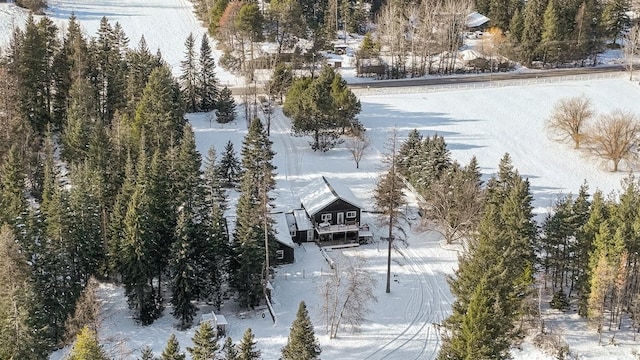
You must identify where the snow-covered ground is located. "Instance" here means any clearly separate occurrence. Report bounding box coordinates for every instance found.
[3,1,640,359]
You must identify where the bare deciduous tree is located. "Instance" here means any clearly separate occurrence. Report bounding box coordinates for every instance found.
[320,255,377,339]
[546,96,595,149]
[424,163,483,244]
[623,24,640,81]
[346,134,370,169]
[586,110,640,172]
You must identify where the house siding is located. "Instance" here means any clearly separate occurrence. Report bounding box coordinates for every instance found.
[311,199,361,227]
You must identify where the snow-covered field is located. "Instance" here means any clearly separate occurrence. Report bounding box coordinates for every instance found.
[3,1,640,359]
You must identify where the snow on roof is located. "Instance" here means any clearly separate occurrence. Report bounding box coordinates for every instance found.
[293,209,314,231]
[274,213,295,248]
[285,212,297,233]
[299,176,361,217]
[459,49,485,61]
[465,12,489,28]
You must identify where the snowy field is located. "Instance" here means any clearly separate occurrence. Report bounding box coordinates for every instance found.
[2,1,640,359]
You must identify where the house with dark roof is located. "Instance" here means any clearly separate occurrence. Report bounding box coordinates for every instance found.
[299,176,362,245]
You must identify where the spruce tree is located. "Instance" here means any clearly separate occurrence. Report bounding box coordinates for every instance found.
[188,321,220,360]
[140,346,155,360]
[215,86,236,124]
[237,328,261,360]
[222,336,238,360]
[133,65,185,153]
[281,301,321,360]
[126,36,163,115]
[440,154,537,360]
[0,145,28,228]
[219,140,241,187]
[170,210,199,330]
[66,326,109,360]
[540,0,560,65]
[161,334,186,360]
[180,33,199,113]
[202,146,229,309]
[0,225,37,359]
[198,35,219,112]
[439,277,502,359]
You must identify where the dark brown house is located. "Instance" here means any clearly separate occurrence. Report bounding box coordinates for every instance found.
[299,177,362,245]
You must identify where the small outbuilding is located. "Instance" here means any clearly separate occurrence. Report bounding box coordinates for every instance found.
[274,213,295,264]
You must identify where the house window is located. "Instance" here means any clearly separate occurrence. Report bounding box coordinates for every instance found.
[321,213,332,222]
[276,250,284,260]
[346,211,357,219]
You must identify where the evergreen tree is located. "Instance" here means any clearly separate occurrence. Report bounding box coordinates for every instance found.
[509,7,525,42]
[440,154,537,359]
[284,66,360,151]
[11,15,59,134]
[281,301,321,360]
[602,0,630,44]
[188,321,220,360]
[180,33,199,113]
[140,346,155,360]
[268,63,293,104]
[198,35,219,112]
[215,86,236,124]
[222,336,238,360]
[373,130,405,294]
[108,152,136,277]
[540,0,561,65]
[120,148,162,325]
[62,77,97,165]
[397,129,422,177]
[67,162,105,288]
[93,16,128,123]
[201,146,229,309]
[66,326,109,360]
[438,277,502,359]
[126,36,163,116]
[133,65,185,153]
[148,148,178,296]
[237,328,261,360]
[520,0,546,63]
[219,140,241,187]
[0,145,28,228]
[0,225,37,359]
[161,334,186,360]
[170,210,199,330]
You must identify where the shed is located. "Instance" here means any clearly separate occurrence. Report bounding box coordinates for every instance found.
[292,209,315,243]
[274,213,295,264]
[200,312,228,336]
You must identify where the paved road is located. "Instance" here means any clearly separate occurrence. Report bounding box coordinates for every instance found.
[347,65,630,89]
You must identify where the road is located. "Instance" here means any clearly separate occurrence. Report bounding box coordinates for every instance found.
[348,65,630,89]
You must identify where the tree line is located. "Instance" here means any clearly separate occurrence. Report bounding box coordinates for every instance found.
[0,14,284,357]
[192,0,636,79]
[397,129,640,357]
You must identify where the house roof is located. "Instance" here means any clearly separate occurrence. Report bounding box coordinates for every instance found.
[274,213,295,248]
[466,12,489,28]
[293,209,314,231]
[299,176,361,217]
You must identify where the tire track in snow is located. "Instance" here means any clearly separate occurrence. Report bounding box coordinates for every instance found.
[363,244,427,360]
[364,244,447,360]
[269,109,303,198]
